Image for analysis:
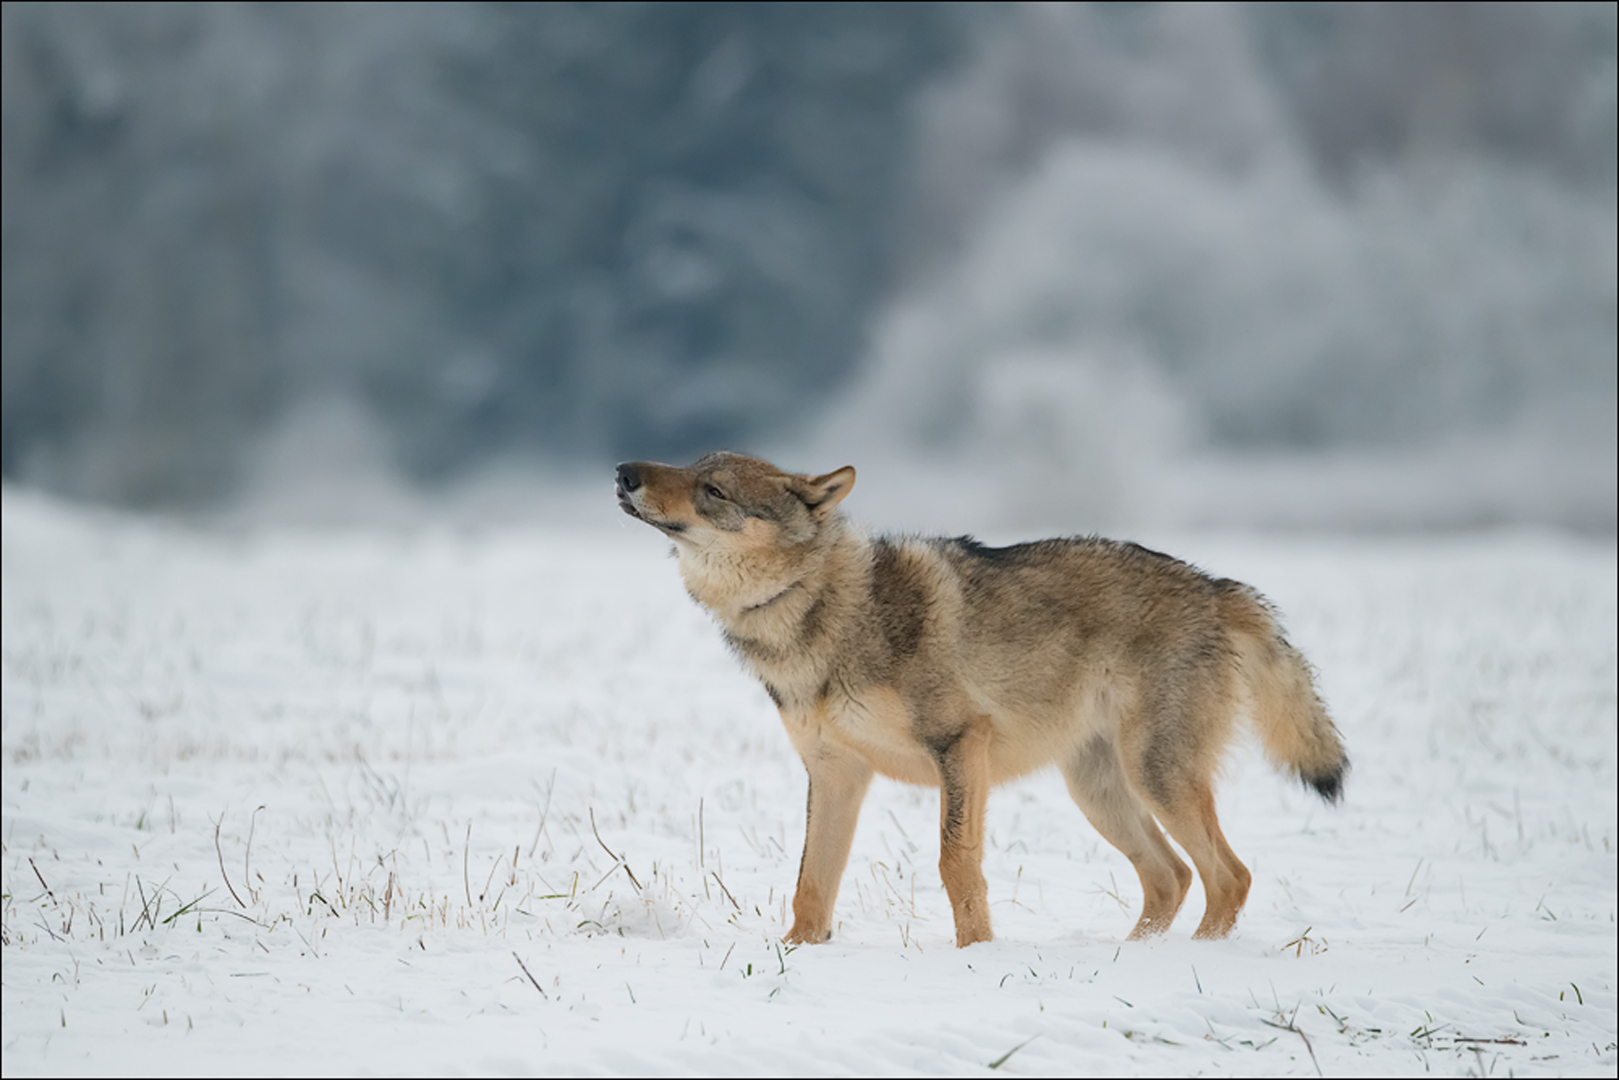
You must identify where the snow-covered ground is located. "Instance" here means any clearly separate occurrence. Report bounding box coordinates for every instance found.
[2,483,1615,1076]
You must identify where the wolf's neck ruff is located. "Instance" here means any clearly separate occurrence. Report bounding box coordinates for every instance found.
[741,580,803,614]
[682,525,868,711]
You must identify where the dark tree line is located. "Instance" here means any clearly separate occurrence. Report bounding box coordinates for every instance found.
[1,2,979,503]
[3,3,1612,507]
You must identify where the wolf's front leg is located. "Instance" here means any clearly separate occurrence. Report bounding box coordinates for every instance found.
[932,722,994,947]
[784,746,873,944]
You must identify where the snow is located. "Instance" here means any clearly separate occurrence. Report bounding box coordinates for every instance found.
[2,483,1615,1076]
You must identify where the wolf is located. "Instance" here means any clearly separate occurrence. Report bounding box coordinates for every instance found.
[615,451,1346,947]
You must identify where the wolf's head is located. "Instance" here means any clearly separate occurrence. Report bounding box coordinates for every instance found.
[615,451,855,613]
[615,451,854,546]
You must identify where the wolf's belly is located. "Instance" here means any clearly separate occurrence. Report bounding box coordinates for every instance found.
[780,677,1111,789]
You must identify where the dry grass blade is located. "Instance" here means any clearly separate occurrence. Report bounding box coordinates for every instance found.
[160,888,215,926]
[244,806,264,904]
[527,771,556,860]
[512,952,548,998]
[589,807,641,891]
[988,1035,1038,1070]
[1260,1006,1322,1079]
[132,875,172,931]
[214,815,247,909]
[711,871,740,911]
[28,858,56,902]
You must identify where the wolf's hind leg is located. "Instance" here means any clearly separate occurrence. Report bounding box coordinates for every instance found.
[1142,777,1251,940]
[1061,736,1193,938]
[785,745,873,944]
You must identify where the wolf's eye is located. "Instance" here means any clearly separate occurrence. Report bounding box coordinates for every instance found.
[705,484,726,501]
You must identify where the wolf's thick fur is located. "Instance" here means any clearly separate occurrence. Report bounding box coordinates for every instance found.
[616,451,1346,947]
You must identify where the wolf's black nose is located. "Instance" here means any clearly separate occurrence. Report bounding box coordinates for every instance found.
[615,463,642,492]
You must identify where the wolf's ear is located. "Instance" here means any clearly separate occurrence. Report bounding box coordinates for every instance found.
[795,466,856,521]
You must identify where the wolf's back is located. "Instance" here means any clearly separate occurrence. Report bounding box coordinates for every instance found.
[1220,587,1347,802]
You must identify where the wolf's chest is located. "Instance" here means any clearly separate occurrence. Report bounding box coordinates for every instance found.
[779,685,939,786]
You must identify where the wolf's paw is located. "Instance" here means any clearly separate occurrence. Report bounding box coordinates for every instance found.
[949,893,994,947]
[954,924,994,948]
[1191,916,1238,940]
[783,922,832,945]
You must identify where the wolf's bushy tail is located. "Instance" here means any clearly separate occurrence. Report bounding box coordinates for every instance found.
[1221,587,1348,803]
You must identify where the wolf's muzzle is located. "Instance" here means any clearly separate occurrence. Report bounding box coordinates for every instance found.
[615,462,644,516]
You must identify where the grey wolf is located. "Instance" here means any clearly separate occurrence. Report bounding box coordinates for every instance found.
[615,451,1346,947]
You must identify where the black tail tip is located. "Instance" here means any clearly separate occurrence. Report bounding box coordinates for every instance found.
[1305,758,1348,804]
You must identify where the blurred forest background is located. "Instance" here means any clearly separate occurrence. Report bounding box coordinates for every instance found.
[2,2,1615,530]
